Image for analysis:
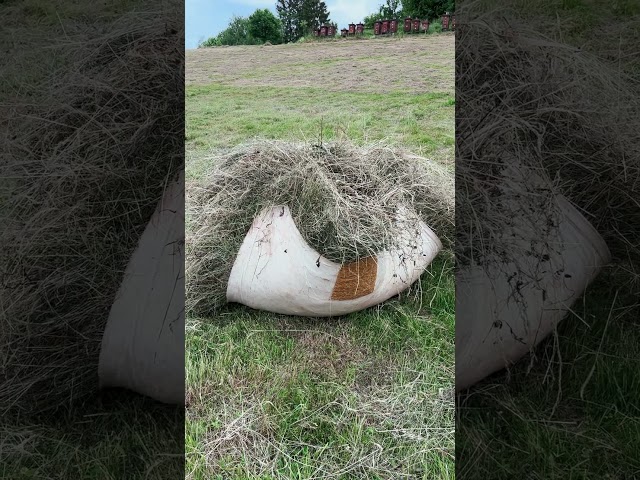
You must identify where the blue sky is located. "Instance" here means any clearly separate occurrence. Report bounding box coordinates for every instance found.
[185,0,383,49]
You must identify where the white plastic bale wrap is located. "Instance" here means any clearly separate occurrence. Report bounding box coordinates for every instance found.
[456,194,610,391]
[226,205,442,317]
[98,174,185,404]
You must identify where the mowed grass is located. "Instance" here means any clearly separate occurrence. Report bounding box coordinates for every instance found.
[185,35,455,479]
[187,257,455,479]
[186,86,454,180]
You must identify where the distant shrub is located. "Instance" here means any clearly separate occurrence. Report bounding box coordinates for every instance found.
[198,37,220,48]
[363,12,385,29]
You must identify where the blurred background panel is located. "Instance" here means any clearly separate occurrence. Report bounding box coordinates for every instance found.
[456,1,640,478]
[0,0,185,478]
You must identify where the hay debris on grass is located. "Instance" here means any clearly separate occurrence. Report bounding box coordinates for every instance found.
[186,141,454,317]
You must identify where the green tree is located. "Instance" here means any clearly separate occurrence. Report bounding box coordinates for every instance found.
[363,0,403,29]
[248,8,283,44]
[402,0,454,20]
[213,15,259,46]
[276,0,300,43]
[277,0,330,42]
[363,11,385,28]
[300,0,330,34]
[198,37,219,47]
[380,0,402,18]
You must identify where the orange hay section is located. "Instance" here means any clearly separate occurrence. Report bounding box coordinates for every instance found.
[330,256,378,300]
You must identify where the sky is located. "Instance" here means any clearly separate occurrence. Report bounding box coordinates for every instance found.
[185,0,382,49]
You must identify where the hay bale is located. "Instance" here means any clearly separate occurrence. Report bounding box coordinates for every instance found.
[0,10,183,414]
[186,141,454,317]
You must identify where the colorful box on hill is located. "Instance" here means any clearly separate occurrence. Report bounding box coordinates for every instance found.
[341,28,348,37]
[390,19,398,33]
[356,23,364,34]
[320,25,327,36]
[381,19,389,34]
[412,18,420,32]
[374,20,381,35]
[348,23,356,35]
[422,20,430,32]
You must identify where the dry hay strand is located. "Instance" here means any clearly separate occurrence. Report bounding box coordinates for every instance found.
[186,141,454,317]
[456,10,640,283]
[0,9,183,415]
[195,364,453,478]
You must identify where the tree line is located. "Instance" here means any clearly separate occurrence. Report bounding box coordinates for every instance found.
[364,0,455,29]
[199,0,455,47]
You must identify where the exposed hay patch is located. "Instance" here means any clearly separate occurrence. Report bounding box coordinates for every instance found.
[186,141,454,316]
[0,9,183,414]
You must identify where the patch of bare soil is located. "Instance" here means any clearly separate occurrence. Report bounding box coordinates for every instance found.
[186,34,454,94]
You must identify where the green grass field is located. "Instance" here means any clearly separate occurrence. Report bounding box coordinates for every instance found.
[186,34,455,479]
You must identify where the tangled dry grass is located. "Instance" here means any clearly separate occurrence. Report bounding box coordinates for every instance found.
[185,141,454,317]
[0,8,183,414]
[456,11,640,285]
[199,378,454,479]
